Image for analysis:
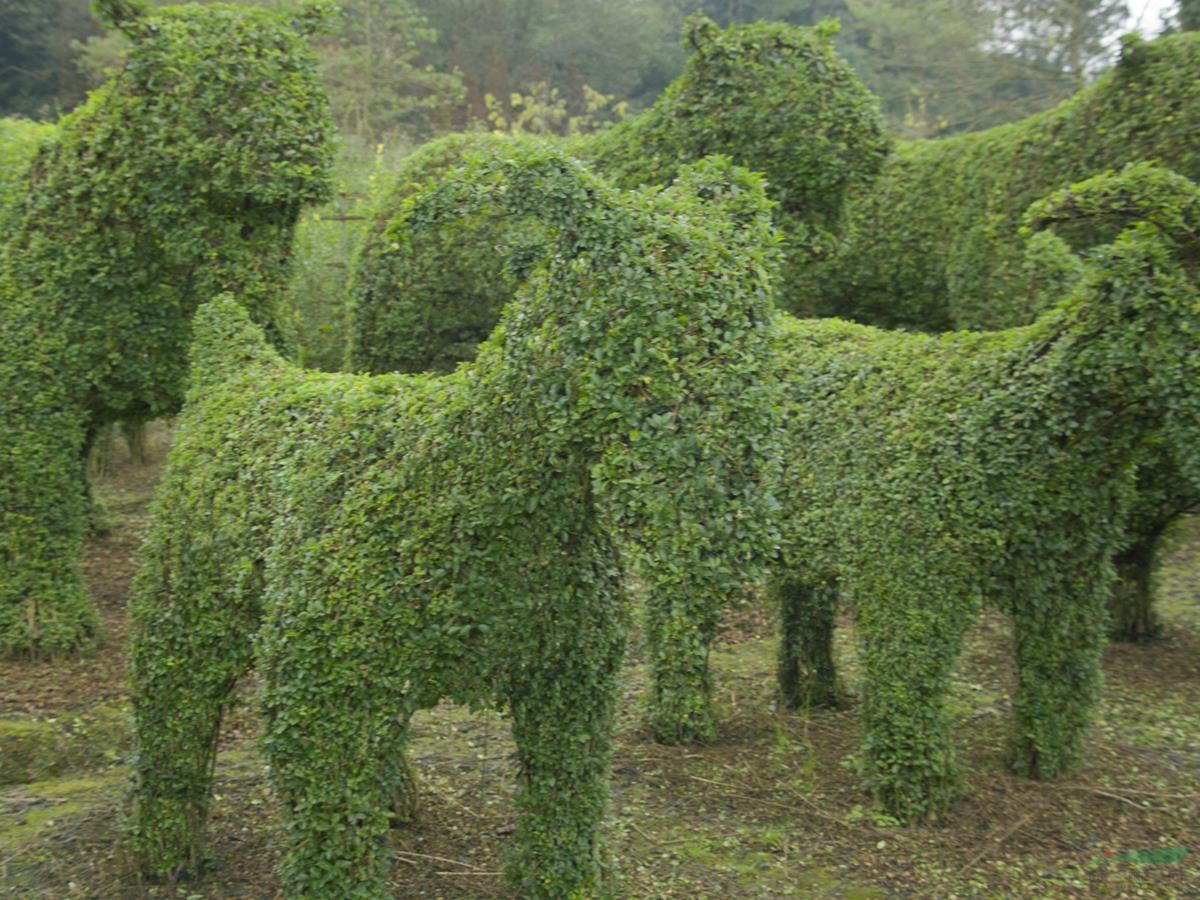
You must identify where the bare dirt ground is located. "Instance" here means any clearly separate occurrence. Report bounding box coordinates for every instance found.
[2,435,1197,898]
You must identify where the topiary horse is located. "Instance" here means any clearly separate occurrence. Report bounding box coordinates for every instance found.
[348,17,887,744]
[771,163,1200,822]
[129,147,782,897]
[0,0,333,655]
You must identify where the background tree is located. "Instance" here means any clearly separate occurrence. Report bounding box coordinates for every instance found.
[313,0,464,143]
[990,0,1130,98]
[0,0,101,118]
[412,0,684,126]
[1175,0,1200,29]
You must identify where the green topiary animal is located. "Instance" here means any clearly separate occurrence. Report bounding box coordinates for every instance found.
[347,19,886,743]
[799,31,1200,332]
[772,163,1200,822]
[129,146,782,897]
[0,118,54,238]
[0,0,334,655]
[347,131,545,374]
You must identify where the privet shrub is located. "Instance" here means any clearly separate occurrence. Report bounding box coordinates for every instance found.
[129,147,782,897]
[582,14,890,319]
[797,31,1200,643]
[0,0,333,655]
[351,16,888,377]
[0,118,54,237]
[771,163,1199,821]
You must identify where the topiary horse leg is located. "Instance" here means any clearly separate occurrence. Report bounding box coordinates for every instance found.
[644,586,721,744]
[258,585,409,899]
[388,710,418,827]
[775,575,840,710]
[129,577,258,878]
[0,342,97,656]
[854,569,973,823]
[1009,568,1107,779]
[507,608,625,899]
[1107,530,1162,642]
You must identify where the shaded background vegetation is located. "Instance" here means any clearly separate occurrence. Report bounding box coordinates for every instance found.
[4,0,1196,143]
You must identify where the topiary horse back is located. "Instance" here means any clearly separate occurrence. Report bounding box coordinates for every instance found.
[130,147,781,897]
[0,0,333,655]
[772,163,1200,822]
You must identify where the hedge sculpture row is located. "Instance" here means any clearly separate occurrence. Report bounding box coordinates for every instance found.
[129,147,783,897]
[773,163,1199,821]
[349,16,890,377]
[0,0,334,655]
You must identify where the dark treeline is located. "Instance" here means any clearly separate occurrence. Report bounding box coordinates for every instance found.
[3,0,1195,141]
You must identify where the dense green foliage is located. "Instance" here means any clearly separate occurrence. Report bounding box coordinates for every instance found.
[351,17,888,370]
[0,0,333,655]
[772,163,1199,821]
[0,118,54,235]
[347,131,546,373]
[582,15,890,317]
[130,146,783,896]
[790,32,1200,642]
[798,31,1200,330]
[347,17,883,743]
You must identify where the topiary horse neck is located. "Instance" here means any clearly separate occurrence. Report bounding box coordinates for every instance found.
[0,0,333,655]
[130,145,782,897]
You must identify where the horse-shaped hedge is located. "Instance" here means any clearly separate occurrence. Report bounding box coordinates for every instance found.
[348,17,886,745]
[793,33,1200,640]
[129,147,782,897]
[0,0,333,655]
[772,163,1200,821]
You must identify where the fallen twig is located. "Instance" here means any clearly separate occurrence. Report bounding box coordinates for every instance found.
[394,850,489,871]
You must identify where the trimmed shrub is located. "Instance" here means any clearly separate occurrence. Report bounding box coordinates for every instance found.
[0,0,333,655]
[0,118,54,238]
[798,31,1200,331]
[793,31,1200,644]
[129,146,782,897]
[347,131,549,374]
[772,164,1200,821]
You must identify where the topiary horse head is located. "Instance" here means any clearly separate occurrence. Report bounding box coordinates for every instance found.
[129,145,782,897]
[0,0,333,655]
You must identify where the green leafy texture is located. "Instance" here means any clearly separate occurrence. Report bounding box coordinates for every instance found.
[798,31,1200,331]
[0,118,55,238]
[796,31,1200,643]
[129,146,782,897]
[0,1,334,656]
[581,14,891,316]
[347,131,550,374]
[772,163,1199,821]
[348,17,882,743]
[350,17,889,377]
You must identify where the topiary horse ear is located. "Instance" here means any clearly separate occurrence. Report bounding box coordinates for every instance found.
[684,13,721,51]
[92,0,151,37]
[292,0,342,37]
